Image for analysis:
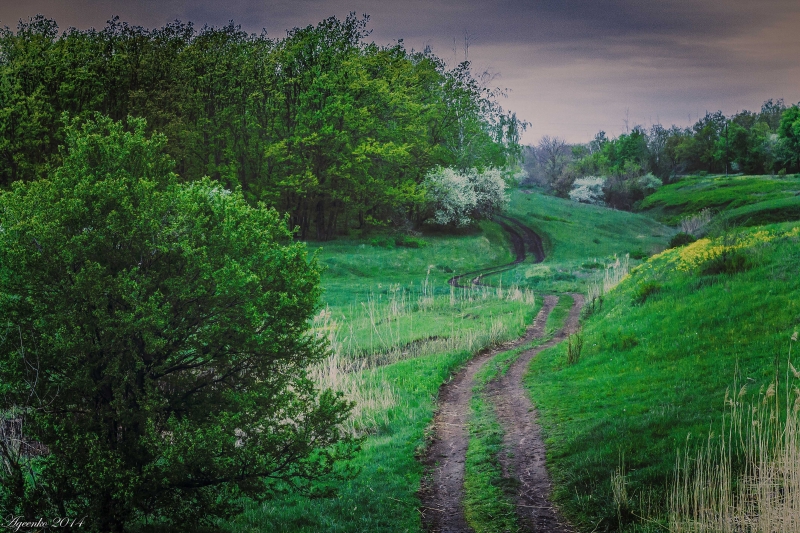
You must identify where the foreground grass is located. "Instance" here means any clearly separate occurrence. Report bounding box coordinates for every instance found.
[525,222,800,531]
[225,219,542,532]
[229,348,474,533]
[638,174,800,225]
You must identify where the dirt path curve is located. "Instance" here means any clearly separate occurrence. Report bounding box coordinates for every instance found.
[419,295,559,533]
[486,293,584,533]
[448,216,544,288]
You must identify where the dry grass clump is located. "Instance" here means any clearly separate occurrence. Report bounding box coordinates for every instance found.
[308,275,536,436]
[681,208,713,237]
[670,334,800,532]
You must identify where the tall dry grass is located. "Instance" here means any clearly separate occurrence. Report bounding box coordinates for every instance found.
[309,278,536,436]
[681,208,713,237]
[670,334,800,532]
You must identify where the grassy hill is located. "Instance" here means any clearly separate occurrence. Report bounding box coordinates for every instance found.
[230,179,799,532]
[526,220,800,531]
[638,174,800,225]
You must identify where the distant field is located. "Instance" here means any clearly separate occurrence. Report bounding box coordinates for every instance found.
[638,174,800,225]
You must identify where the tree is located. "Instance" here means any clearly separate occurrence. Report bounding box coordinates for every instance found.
[777,104,800,172]
[0,115,355,531]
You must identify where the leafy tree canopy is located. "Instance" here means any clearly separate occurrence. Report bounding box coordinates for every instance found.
[0,115,355,531]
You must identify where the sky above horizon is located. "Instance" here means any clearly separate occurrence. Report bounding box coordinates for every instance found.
[2,0,799,144]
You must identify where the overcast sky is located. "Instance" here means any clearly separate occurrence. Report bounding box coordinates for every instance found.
[2,0,799,144]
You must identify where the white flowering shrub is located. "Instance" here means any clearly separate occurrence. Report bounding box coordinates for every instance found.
[569,176,606,205]
[636,172,662,196]
[470,168,508,218]
[422,167,508,227]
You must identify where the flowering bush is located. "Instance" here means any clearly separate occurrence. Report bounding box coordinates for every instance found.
[569,176,606,205]
[423,167,508,226]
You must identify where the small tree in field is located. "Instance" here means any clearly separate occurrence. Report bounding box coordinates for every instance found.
[0,115,355,531]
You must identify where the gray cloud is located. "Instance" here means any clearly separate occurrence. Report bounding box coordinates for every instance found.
[2,0,799,142]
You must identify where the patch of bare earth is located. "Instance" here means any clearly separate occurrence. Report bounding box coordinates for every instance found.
[486,293,584,532]
[419,295,558,533]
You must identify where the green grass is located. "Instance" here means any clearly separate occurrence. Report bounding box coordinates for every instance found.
[524,222,800,531]
[638,174,800,225]
[499,190,672,293]
[313,220,514,309]
[224,216,544,532]
[230,348,475,533]
[722,195,800,227]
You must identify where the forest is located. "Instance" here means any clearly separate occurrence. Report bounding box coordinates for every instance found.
[0,14,523,240]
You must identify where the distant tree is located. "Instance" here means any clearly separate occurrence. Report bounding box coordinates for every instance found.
[536,135,569,187]
[422,166,507,226]
[777,104,800,172]
[0,115,355,531]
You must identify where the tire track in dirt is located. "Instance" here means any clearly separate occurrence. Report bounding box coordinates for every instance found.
[486,293,584,532]
[419,295,559,533]
[448,216,544,288]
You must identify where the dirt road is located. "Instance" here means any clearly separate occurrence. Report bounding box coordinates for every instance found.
[423,215,581,532]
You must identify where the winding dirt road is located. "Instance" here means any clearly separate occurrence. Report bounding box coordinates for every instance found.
[448,215,545,288]
[422,215,580,532]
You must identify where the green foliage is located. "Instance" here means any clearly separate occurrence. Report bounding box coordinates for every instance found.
[632,281,661,305]
[0,15,524,239]
[778,105,800,172]
[0,116,355,531]
[668,232,697,248]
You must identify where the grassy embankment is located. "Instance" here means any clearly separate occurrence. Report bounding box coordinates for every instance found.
[638,173,800,226]
[526,175,800,531]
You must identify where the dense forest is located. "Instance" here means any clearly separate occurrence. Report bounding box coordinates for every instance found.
[0,14,523,239]
[525,99,800,209]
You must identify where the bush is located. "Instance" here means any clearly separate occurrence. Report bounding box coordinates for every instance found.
[629,249,648,260]
[422,167,507,227]
[395,234,427,248]
[700,250,751,275]
[569,176,606,205]
[669,232,697,248]
[0,116,355,531]
[632,281,662,306]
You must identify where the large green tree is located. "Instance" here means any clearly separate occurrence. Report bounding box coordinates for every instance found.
[0,115,355,531]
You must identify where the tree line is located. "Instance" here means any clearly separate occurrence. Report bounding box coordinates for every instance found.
[525,99,800,209]
[0,14,524,239]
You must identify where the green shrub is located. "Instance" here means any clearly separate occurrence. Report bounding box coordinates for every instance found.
[370,236,395,248]
[632,281,662,306]
[669,232,697,248]
[395,234,427,248]
[0,116,355,531]
[701,250,752,275]
[629,249,648,260]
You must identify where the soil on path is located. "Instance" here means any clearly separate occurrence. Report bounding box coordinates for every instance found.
[486,293,584,533]
[448,216,544,288]
[419,296,559,533]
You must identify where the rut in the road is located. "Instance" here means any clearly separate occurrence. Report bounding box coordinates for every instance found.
[486,293,584,533]
[419,295,558,533]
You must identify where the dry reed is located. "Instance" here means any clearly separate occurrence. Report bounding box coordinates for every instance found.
[670,335,800,532]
